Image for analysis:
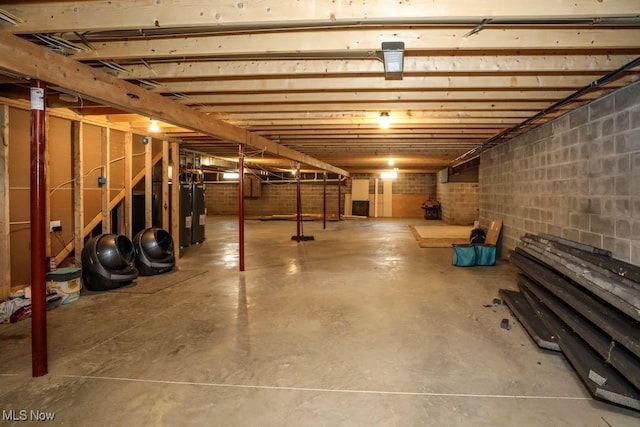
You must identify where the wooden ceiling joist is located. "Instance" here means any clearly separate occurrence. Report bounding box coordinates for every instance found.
[1,1,638,172]
[0,33,349,176]
[3,0,639,34]
[153,74,633,94]
[195,101,560,113]
[178,90,602,105]
[68,28,640,61]
[119,55,640,80]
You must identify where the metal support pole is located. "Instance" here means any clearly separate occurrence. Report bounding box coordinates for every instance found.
[296,163,302,240]
[323,172,327,229]
[30,80,48,377]
[238,144,245,272]
[337,174,342,220]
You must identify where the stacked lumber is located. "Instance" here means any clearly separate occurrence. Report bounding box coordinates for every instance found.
[501,233,640,411]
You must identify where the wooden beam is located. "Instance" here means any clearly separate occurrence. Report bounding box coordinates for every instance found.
[162,140,169,230]
[0,33,349,176]
[120,55,640,80]
[72,120,84,262]
[70,28,640,61]
[101,127,111,233]
[124,132,132,238]
[156,74,630,94]
[170,142,180,260]
[0,105,10,299]
[3,1,639,33]
[144,137,152,228]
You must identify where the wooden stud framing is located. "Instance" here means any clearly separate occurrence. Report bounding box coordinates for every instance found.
[55,151,163,264]
[0,105,10,300]
[170,141,180,260]
[162,139,169,230]
[144,136,152,228]
[72,120,84,262]
[123,132,132,238]
[101,127,111,233]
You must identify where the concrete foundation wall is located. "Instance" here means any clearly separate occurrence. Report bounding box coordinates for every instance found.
[480,82,640,264]
[436,181,479,225]
[205,181,343,216]
[204,173,437,217]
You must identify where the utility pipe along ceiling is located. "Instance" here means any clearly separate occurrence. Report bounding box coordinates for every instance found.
[1,1,639,174]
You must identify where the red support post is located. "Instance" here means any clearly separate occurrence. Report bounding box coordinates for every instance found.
[238,144,245,272]
[30,80,48,377]
[322,172,327,229]
[295,164,302,240]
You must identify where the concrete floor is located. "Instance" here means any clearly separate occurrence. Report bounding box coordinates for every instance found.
[1,217,638,426]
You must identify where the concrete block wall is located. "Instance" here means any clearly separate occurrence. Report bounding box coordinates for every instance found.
[205,181,342,216]
[205,173,437,217]
[480,81,640,264]
[436,181,479,225]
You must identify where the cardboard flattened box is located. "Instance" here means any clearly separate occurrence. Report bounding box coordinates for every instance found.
[46,267,82,304]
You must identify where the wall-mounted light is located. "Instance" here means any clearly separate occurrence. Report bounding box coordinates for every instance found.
[379,112,391,129]
[223,172,240,180]
[381,41,405,80]
[148,119,160,133]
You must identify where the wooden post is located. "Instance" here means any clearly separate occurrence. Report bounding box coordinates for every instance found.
[30,80,48,377]
[123,132,132,238]
[144,136,152,228]
[170,141,180,260]
[0,105,10,301]
[101,127,111,233]
[162,140,169,230]
[72,121,84,263]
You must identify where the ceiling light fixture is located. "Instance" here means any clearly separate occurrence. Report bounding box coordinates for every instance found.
[381,41,405,80]
[379,112,391,129]
[388,158,395,166]
[148,120,160,132]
